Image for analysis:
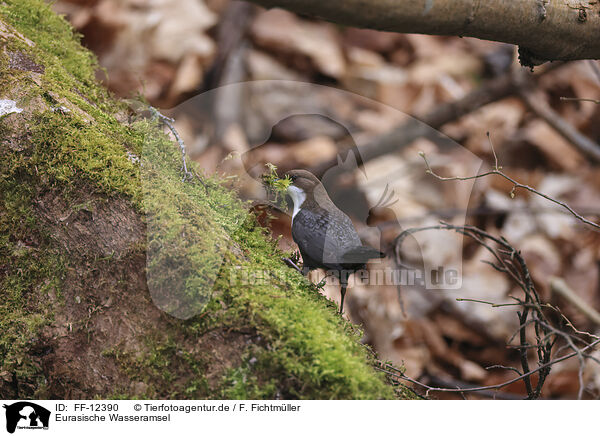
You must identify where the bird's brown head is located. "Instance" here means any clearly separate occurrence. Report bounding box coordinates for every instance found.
[284,169,334,216]
[285,169,322,193]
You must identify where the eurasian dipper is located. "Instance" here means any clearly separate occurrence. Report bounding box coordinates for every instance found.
[285,169,385,314]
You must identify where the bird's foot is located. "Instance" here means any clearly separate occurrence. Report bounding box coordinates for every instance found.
[282,257,303,274]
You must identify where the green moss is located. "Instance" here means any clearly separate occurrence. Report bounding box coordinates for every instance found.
[28,111,141,202]
[1,0,141,198]
[262,162,291,202]
[0,0,405,399]
[1,0,94,79]
[218,223,394,399]
[139,119,244,318]
[0,0,119,114]
[0,0,137,397]
[103,332,211,399]
[0,173,65,397]
[116,121,396,399]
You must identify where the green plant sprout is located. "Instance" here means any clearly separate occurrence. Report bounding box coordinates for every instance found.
[262,163,291,202]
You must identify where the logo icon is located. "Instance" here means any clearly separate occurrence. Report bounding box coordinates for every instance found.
[3,402,50,434]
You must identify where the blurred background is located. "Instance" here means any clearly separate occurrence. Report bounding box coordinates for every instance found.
[51,0,600,399]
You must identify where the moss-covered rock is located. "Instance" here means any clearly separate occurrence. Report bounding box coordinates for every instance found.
[0,0,405,399]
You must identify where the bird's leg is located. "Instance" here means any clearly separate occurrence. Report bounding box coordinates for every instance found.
[339,284,347,315]
[339,271,350,314]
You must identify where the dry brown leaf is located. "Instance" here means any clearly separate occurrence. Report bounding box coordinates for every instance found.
[246,50,305,81]
[251,9,345,78]
[169,53,205,97]
[343,28,405,54]
[523,120,585,171]
[521,234,562,287]
[289,136,338,167]
[419,319,487,382]
[432,313,487,346]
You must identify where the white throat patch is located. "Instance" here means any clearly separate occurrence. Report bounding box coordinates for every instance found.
[287,185,306,220]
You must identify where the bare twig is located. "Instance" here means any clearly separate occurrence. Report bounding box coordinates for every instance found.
[390,142,600,397]
[282,257,303,274]
[419,133,600,231]
[394,222,554,398]
[485,364,522,376]
[150,106,194,182]
[393,221,600,398]
[561,97,600,104]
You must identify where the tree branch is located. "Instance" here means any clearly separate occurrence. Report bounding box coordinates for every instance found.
[245,0,600,65]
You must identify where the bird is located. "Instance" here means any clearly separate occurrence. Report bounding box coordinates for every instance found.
[284,169,385,314]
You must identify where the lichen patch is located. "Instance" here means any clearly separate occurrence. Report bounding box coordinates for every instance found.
[0,99,22,117]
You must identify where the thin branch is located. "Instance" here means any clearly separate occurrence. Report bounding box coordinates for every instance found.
[150,106,194,182]
[394,222,550,397]
[419,134,600,231]
[485,365,522,376]
[394,173,600,398]
[245,0,600,64]
[561,97,600,104]
[282,257,303,274]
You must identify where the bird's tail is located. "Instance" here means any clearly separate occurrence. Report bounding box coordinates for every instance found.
[341,246,385,263]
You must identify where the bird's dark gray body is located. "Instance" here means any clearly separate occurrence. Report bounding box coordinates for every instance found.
[284,169,384,313]
[292,206,380,273]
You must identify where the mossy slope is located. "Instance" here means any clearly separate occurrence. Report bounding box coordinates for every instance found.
[0,0,400,399]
